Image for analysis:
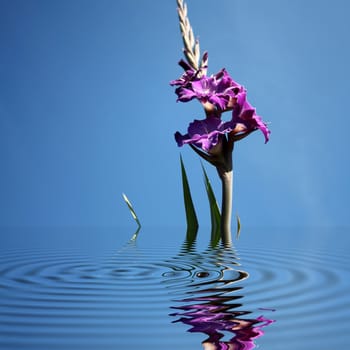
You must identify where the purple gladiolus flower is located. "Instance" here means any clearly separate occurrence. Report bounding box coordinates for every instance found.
[170,52,208,87]
[175,117,235,152]
[231,93,270,143]
[171,54,270,150]
[172,64,244,111]
[170,59,199,87]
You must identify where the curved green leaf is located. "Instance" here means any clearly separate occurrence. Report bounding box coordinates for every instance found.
[122,193,141,240]
[201,163,221,246]
[180,155,199,242]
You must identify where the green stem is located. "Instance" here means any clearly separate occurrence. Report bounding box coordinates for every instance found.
[190,135,234,246]
[219,169,233,246]
[216,136,234,246]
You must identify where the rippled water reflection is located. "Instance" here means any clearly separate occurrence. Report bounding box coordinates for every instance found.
[0,227,349,349]
[164,244,275,349]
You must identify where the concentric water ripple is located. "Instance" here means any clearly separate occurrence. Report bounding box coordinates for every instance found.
[237,246,350,345]
[1,237,349,349]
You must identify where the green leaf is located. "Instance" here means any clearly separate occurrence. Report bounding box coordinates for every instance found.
[122,193,141,240]
[201,163,221,246]
[130,226,141,241]
[180,155,199,242]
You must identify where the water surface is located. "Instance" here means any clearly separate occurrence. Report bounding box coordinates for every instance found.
[0,226,349,349]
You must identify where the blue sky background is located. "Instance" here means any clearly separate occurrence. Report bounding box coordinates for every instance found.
[1,0,349,232]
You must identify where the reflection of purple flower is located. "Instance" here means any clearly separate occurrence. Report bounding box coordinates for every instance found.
[172,301,275,350]
[175,117,235,152]
[231,93,270,143]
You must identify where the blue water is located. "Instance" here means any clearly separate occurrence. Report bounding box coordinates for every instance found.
[0,226,349,349]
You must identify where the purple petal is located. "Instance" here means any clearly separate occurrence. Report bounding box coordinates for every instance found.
[175,87,198,102]
[175,117,236,151]
[174,131,190,147]
[254,115,271,143]
[208,94,228,110]
[231,95,270,143]
[171,65,246,111]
